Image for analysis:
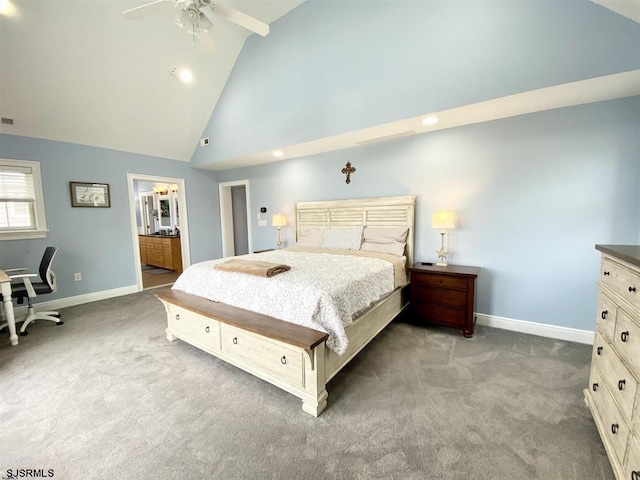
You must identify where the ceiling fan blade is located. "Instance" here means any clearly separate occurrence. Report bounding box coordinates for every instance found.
[122,0,169,20]
[200,32,217,54]
[212,3,270,37]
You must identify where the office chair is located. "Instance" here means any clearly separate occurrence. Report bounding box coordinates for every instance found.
[0,247,63,336]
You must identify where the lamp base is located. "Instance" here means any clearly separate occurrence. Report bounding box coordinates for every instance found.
[435,262,448,267]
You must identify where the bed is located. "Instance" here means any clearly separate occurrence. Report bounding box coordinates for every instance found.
[155,195,416,416]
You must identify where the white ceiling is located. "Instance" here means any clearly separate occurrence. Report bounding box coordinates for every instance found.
[1,0,638,169]
[0,0,304,161]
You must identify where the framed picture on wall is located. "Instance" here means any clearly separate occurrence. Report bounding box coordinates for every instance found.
[69,182,111,208]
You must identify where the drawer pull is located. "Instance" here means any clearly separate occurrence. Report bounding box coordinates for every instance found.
[175,314,180,320]
[629,286,637,293]
[592,383,598,392]
[618,379,625,391]
[597,346,603,355]
[611,423,619,434]
[205,326,210,333]
[281,355,287,365]
[621,331,629,342]
[603,271,610,276]
[601,310,608,320]
[232,337,238,345]
[631,471,640,480]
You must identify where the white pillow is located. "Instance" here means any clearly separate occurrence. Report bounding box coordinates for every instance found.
[295,228,325,248]
[322,226,364,250]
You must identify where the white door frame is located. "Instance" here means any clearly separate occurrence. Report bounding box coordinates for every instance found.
[127,173,191,292]
[219,179,252,257]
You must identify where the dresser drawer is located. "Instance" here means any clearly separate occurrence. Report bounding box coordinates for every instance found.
[614,310,640,377]
[596,293,618,343]
[413,273,468,290]
[413,285,467,308]
[221,324,304,387]
[589,365,631,466]
[602,257,640,312]
[625,436,640,480]
[167,307,220,350]
[594,332,638,421]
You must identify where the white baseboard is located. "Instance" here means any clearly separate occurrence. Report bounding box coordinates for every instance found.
[11,285,139,318]
[476,313,594,345]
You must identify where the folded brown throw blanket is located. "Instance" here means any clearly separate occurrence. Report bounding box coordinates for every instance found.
[214,259,291,278]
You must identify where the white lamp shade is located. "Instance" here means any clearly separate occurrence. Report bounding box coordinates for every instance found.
[431,211,455,230]
[272,213,286,227]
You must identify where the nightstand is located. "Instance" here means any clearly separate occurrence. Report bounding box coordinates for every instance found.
[408,263,480,337]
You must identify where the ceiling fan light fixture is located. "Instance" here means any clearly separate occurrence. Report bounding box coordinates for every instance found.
[174,9,188,29]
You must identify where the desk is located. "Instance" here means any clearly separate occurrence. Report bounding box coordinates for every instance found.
[0,270,18,345]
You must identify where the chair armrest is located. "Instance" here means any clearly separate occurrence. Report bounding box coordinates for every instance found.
[3,268,28,273]
[9,274,37,298]
[8,273,37,280]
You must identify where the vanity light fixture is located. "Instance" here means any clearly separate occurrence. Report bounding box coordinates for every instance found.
[170,184,178,193]
[153,185,169,195]
[421,116,439,126]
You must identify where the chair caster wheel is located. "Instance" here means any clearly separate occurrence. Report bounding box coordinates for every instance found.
[56,321,64,326]
[19,331,28,336]
[53,313,61,318]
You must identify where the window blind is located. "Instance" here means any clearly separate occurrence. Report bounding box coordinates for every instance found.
[0,164,36,229]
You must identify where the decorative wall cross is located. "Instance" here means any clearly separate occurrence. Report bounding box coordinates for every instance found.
[341,161,356,184]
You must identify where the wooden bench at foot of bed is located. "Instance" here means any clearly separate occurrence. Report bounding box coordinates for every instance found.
[155,287,407,416]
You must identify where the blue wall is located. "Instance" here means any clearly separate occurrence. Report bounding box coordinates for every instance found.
[0,134,222,301]
[192,0,640,167]
[217,97,640,331]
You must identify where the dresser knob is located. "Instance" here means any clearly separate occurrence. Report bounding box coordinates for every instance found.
[618,379,626,391]
[621,331,629,342]
[597,346,603,355]
[281,355,287,365]
[629,286,637,293]
[175,314,180,320]
[631,471,640,480]
[601,310,608,320]
[611,423,619,434]
[232,337,238,345]
[592,383,598,392]
[603,271,610,276]
[205,326,210,333]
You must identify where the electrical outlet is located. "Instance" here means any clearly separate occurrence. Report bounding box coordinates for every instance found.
[200,137,210,147]
[74,273,82,281]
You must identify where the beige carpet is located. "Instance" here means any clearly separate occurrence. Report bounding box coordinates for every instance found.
[0,289,613,480]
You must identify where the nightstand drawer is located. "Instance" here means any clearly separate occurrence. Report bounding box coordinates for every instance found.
[413,285,467,308]
[413,303,466,327]
[413,273,468,290]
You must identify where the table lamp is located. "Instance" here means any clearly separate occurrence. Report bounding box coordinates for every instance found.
[272,213,286,249]
[432,211,455,266]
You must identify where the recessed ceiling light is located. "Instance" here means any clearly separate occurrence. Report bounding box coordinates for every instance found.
[169,66,193,83]
[272,150,284,157]
[0,0,17,17]
[421,116,439,126]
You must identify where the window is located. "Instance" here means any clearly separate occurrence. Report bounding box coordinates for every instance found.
[0,159,48,240]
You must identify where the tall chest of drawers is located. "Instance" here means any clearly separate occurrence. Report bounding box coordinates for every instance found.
[585,245,640,480]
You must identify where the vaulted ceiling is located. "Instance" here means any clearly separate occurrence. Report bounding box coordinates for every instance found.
[0,0,304,162]
[1,0,638,168]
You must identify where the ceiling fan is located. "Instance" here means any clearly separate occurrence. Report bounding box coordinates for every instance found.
[122,0,270,54]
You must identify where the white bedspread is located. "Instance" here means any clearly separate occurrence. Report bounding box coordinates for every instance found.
[172,249,401,355]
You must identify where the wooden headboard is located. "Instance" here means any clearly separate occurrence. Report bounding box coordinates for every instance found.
[294,195,417,266]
